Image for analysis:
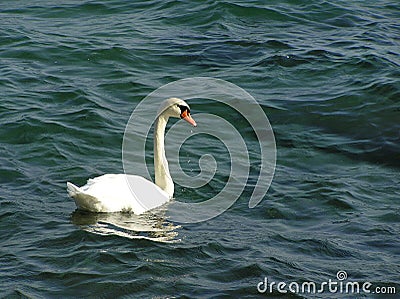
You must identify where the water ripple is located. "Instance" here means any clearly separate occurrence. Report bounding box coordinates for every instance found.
[1,0,399,297]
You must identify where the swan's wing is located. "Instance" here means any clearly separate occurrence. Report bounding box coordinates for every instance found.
[124,175,170,212]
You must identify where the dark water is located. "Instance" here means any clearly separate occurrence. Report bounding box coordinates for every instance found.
[1,0,399,298]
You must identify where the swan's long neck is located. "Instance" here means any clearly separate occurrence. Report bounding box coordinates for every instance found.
[154,114,174,198]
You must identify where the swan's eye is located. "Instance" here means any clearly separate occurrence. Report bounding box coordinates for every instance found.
[178,105,190,118]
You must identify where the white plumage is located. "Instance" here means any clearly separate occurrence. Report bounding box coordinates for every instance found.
[67,174,170,214]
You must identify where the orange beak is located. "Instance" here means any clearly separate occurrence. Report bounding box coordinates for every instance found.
[181,109,197,127]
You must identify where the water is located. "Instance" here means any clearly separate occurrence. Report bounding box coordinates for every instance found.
[1,0,399,298]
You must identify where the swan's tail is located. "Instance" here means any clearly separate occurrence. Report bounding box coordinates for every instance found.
[67,182,101,212]
[67,182,80,197]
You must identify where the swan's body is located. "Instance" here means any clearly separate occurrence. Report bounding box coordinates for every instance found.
[67,174,169,213]
[67,98,196,214]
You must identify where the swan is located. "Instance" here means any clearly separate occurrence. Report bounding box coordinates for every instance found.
[67,97,197,214]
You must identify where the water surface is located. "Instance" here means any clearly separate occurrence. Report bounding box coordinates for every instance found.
[0,0,399,298]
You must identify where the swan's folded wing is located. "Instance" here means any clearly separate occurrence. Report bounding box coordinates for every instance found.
[124,175,170,212]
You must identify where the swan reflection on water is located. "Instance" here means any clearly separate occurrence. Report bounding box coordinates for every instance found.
[70,206,181,243]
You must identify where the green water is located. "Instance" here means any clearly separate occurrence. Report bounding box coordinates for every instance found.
[1,0,399,298]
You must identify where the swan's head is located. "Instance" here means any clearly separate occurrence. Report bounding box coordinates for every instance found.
[158,97,197,127]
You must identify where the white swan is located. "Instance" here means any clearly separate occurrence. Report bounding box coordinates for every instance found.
[67,97,197,214]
